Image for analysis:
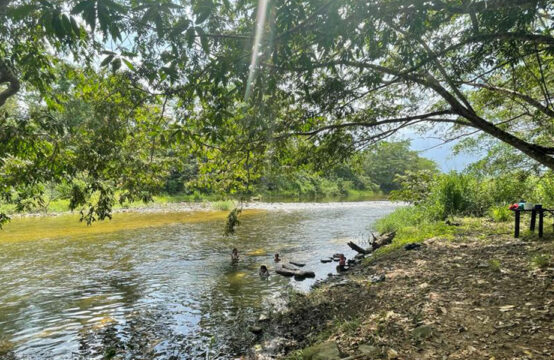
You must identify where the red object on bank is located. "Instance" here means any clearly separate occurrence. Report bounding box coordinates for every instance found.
[508,204,519,210]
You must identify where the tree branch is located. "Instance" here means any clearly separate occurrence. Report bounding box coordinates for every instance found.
[463,82,554,118]
[283,110,470,137]
[0,59,19,107]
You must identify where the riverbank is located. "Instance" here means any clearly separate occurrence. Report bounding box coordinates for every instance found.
[248,218,553,359]
[1,191,382,219]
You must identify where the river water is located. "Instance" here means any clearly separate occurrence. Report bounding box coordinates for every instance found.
[0,201,401,359]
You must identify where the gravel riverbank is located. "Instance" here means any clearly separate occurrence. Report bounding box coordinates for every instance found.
[244,219,554,359]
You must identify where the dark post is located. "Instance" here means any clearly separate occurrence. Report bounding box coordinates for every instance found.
[537,205,543,238]
[514,210,520,238]
[530,208,536,231]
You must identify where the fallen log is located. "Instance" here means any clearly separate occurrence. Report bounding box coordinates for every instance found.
[347,232,396,254]
[347,241,370,254]
[371,231,395,250]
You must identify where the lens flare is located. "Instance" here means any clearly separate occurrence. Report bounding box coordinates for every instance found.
[245,0,269,101]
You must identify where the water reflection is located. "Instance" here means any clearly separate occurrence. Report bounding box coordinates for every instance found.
[0,201,402,358]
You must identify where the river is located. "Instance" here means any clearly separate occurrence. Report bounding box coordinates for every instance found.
[0,201,401,359]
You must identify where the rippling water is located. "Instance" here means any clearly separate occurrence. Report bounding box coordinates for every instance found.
[0,201,401,359]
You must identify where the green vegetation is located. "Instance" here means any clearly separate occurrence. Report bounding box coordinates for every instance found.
[530,254,552,270]
[1,0,553,228]
[375,165,554,258]
[488,259,502,273]
[0,139,433,218]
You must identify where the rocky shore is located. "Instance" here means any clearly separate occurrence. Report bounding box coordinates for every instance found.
[244,220,553,359]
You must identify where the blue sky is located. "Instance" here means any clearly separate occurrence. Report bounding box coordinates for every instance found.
[409,137,474,172]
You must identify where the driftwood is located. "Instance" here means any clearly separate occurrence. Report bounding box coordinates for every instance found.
[346,241,370,254]
[347,232,396,254]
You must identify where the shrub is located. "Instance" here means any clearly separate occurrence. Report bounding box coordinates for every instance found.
[488,205,511,222]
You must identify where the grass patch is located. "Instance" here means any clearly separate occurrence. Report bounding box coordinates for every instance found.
[370,206,455,259]
[371,222,456,258]
[530,254,551,269]
[373,206,428,233]
[488,259,501,272]
[210,200,236,211]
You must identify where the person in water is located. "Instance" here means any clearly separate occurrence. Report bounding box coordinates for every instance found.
[259,265,269,278]
[337,254,347,272]
[274,253,281,262]
[231,248,239,262]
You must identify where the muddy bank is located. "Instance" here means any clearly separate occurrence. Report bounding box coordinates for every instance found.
[247,220,553,359]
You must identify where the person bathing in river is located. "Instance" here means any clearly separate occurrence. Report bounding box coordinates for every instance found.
[231,248,239,262]
[337,254,347,272]
[274,253,281,263]
[259,265,269,278]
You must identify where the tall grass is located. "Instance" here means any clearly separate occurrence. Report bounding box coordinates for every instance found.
[373,206,455,256]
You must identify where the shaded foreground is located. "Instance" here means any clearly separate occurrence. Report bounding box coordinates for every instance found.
[250,220,554,359]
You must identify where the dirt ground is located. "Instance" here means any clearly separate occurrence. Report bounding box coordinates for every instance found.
[253,220,554,359]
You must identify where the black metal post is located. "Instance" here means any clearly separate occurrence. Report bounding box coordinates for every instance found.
[515,210,520,238]
[530,209,536,231]
[538,210,544,238]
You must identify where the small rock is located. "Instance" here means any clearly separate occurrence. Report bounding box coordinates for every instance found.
[258,313,269,322]
[387,348,399,359]
[321,259,332,263]
[370,274,386,283]
[458,325,467,333]
[249,326,263,335]
[419,282,429,289]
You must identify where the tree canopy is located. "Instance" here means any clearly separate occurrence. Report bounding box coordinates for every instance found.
[1,0,553,225]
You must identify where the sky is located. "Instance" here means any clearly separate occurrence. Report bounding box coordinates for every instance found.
[409,137,474,172]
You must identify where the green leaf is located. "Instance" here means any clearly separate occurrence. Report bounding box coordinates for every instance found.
[100,54,115,67]
[111,57,122,72]
[72,0,96,31]
[122,58,135,70]
[7,4,39,20]
[195,27,209,53]
[185,28,196,47]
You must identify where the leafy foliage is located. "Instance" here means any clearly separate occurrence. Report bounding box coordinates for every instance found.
[1,0,553,226]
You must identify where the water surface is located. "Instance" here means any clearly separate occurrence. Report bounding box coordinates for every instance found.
[0,201,401,359]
